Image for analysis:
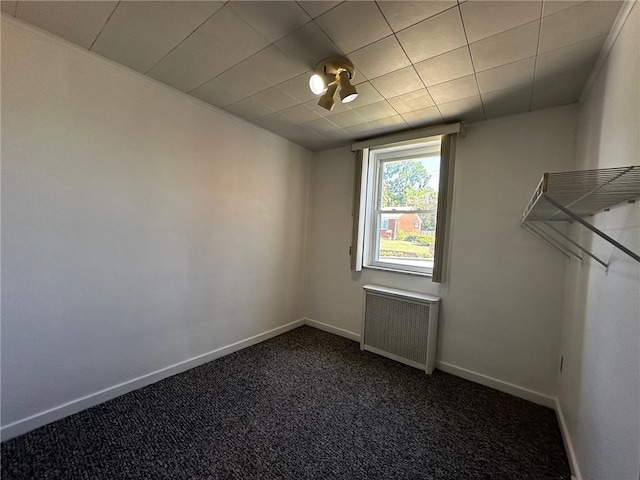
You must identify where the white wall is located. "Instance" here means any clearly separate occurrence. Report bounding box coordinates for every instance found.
[307,107,577,404]
[1,18,311,437]
[557,4,640,479]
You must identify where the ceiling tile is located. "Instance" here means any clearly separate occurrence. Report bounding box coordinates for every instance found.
[279,104,323,123]
[387,89,435,114]
[347,115,410,138]
[482,84,532,119]
[190,77,246,107]
[542,1,583,17]
[7,0,624,152]
[428,75,479,104]
[148,46,234,93]
[315,1,392,53]
[469,20,540,72]
[304,117,342,135]
[460,0,542,43]
[531,69,588,110]
[326,109,368,128]
[377,1,457,32]
[147,7,270,92]
[91,1,223,74]
[306,135,351,152]
[16,1,118,48]
[538,1,623,53]
[532,35,605,110]
[1,1,16,15]
[227,1,311,43]
[259,114,348,151]
[367,115,410,131]
[400,107,444,128]
[348,36,411,80]
[271,119,314,138]
[370,66,424,99]
[297,1,341,20]
[312,131,347,147]
[476,57,535,94]
[274,21,343,70]
[344,82,384,108]
[195,6,271,63]
[396,7,467,64]
[438,96,485,123]
[344,122,377,137]
[276,73,318,103]
[252,112,300,134]
[251,86,299,112]
[224,97,275,120]
[414,46,474,86]
[265,115,308,133]
[350,101,398,122]
[212,46,308,100]
[352,74,370,85]
[535,35,605,78]
[320,128,353,142]
[248,45,309,83]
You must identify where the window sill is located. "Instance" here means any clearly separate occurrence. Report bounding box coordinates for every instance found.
[363,265,432,278]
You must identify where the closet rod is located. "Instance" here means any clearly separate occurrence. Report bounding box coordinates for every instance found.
[543,195,640,263]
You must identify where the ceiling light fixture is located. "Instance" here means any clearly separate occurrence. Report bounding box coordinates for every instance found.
[309,57,357,111]
[309,72,330,95]
[338,70,358,104]
[317,82,339,111]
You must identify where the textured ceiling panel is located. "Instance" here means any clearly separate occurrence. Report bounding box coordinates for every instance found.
[91,1,223,73]
[2,0,625,151]
[15,1,118,48]
[460,0,542,43]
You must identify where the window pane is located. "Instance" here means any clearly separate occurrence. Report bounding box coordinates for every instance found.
[363,139,444,275]
[381,159,432,209]
[374,153,440,272]
[377,212,436,270]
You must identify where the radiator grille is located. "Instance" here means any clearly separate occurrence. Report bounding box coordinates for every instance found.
[361,285,440,373]
[364,294,430,364]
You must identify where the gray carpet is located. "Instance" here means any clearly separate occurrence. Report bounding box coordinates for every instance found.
[1,326,571,479]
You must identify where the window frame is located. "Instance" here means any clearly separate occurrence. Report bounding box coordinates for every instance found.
[351,125,460,283]
[362,139,442,276]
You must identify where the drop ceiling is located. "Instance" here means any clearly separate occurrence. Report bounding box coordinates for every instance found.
[0,1,625,151]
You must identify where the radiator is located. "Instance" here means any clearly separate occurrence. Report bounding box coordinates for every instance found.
[361,284,440,374]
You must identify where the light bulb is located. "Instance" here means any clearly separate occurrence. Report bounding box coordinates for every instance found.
[341,92,358,103]
[338,70,358,103]
[309,73,326,95]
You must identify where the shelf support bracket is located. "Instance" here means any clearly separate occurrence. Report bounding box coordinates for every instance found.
[538,219,607,269]
[543,194,640,263]
[522,222,575,261]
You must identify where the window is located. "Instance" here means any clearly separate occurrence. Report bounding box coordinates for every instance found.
[351,128,458,281]
[364,139,441,276]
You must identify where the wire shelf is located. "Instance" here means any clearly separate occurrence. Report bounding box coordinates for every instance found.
[521,166,640,269]
[522,166,640,222]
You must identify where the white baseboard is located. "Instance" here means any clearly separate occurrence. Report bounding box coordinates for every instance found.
[0,319,305,441]
[304,318,361,342]
[4,318,580,478]
[555,399,582,480]
[305,321,579,474]
[302,321,556,410]
[435,361,556,409]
